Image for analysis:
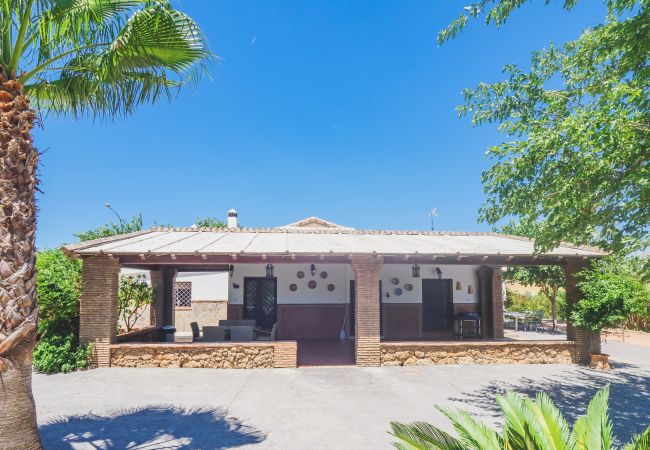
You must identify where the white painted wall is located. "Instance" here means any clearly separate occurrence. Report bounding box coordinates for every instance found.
[228,264,351,305]
[119,269,228,302]
[227,263,480,305]
[379,264,479,304]
[177,272,228,301]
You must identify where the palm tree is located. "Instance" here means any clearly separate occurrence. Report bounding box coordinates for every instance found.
[390,386,650,450]
[0,1,211,448]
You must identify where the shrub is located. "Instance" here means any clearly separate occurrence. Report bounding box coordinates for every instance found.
[34,249,91,373]
[573,258,649,333]
[33,334,91,374]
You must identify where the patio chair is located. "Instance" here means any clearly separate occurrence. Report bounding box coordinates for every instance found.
[190,322,201,340]
[229,325,255,342]
[255,323,277,341]
[524,310,544,332]
[504,313,515,330]
[202,326,226,342]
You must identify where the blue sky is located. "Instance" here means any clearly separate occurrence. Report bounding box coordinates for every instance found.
[35,0,607,248]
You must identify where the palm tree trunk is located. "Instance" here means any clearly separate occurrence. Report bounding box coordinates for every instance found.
[0,75,43,449]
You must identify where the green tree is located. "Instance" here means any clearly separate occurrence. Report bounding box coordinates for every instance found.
[500,221,565,330]
[390,385,650,450]
[194,216,227,228]
[118,274,153,333]
[440,1,650,273]
[33,249,90,374]
[75,213,143,241]
[572,257,650,333]
[0,2,211,447]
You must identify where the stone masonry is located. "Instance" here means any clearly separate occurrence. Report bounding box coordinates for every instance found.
[351,255,383,367]
[381,341,575,366]
[79,255,120,368]
[110,342,297,369]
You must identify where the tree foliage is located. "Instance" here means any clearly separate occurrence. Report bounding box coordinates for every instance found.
[1,0,213,119]
[33,248,90,373]
[441,1,650,270]
[118,274,153,333]
[75,213,143,241]
[194,216,226,228]
[390,385,650,450]
[572,257,650,332]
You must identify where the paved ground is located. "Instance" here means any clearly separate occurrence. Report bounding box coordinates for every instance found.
[35,340,650,450]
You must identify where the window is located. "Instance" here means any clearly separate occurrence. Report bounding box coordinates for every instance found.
[173,281,192,308]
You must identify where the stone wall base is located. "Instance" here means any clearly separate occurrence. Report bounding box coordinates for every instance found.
[110,341,297,369]
[381,341,575,366]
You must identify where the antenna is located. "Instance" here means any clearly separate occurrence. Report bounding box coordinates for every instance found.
[428,208,438,231]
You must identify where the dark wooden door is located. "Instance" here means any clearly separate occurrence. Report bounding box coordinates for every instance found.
[349,280,383,336]
[422,279,453,332]
[243,277,277,331]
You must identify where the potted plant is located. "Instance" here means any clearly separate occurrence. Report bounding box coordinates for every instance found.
[571,258,649,369]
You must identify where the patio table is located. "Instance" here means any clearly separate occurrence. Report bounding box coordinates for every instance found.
[504,312,526,331]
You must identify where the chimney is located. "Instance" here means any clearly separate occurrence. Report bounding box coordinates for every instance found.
[227,208,238,228]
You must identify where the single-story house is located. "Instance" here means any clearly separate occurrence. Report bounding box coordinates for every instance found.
[63,211,605,369]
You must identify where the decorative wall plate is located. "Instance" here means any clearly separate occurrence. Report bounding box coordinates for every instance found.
[308,280,317,289]
[393,287,403,296]
[320,271,328,279]
[297,271,305,279]
[289,283,297,292]
[391,277,400,285]
[327,283,335,291]
[404,283,413,291]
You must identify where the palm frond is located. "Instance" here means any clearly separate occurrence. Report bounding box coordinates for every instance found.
[389,421,465,450]
[622,425,650,450]
[437,406,502,450]
[104,5,210,74]
[17,1,213,118]
[571,386,613,450]
[529,392,571,450]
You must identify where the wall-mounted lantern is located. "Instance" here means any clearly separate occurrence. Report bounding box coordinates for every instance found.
[411,264,420,278]
[467,285,473,294]
[266,263,274,278]
[456,281,462,290]
[228,264,234,277]
[435,267,442,279]
[310,264,317,277]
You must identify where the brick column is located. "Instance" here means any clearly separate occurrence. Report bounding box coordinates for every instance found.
[351,255,383,367]
[150,267,177,327]
[79,255,120,368]
[491,267,505,339]
[565,258,599,364]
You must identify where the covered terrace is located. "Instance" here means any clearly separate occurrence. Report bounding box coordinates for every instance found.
[62,226,604,368]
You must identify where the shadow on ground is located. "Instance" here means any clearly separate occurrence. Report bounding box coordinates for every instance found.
[449,363,650,442]
[39,405,265,449]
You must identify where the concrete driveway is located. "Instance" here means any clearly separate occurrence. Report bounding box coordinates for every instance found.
[34,341,650,449]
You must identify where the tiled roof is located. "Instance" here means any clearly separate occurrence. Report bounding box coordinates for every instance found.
[63,226,605,258]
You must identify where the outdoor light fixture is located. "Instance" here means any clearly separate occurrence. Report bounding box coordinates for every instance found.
[310,264,317,277]
[228,264,234,277]
[411,264,421,278]
[266,263,274,278]
[435,267,443,279]
[467,285,474,294]
[456,281,462,290]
